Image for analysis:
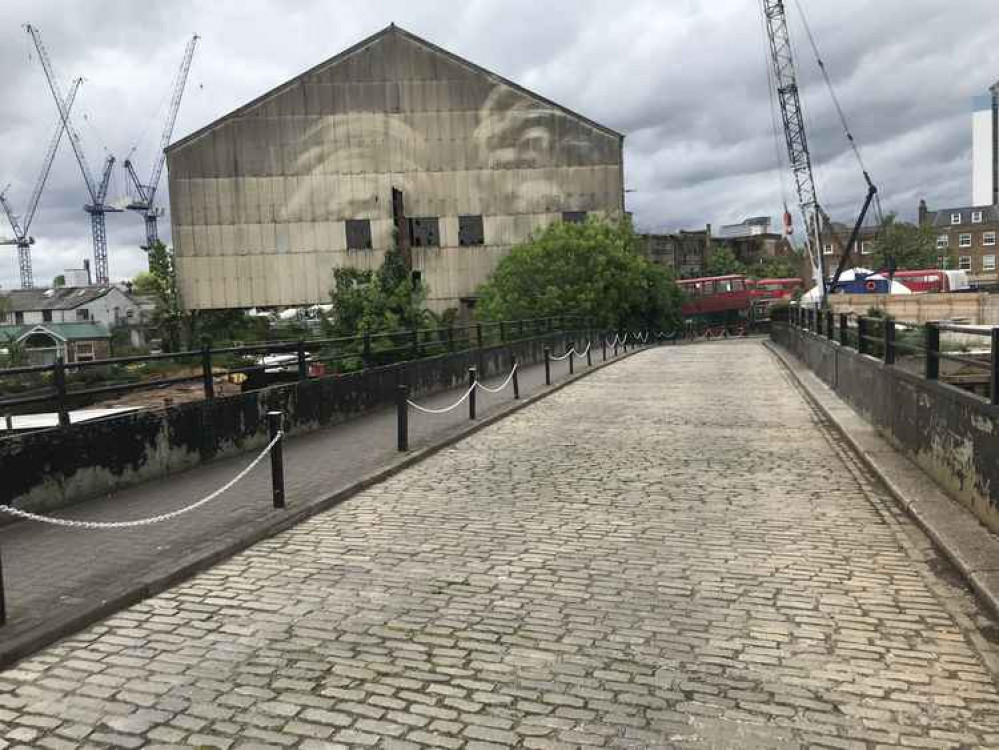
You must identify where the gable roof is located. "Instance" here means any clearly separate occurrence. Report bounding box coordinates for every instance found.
[168,24,622,155]
[0,286,116,312]
[921,204,999,228]
[0,322,111,342]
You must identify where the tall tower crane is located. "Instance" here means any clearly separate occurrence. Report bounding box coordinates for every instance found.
[125,34,199,253]
[25,24,122,286]
[0,77,82,288]
[760,0,825,300]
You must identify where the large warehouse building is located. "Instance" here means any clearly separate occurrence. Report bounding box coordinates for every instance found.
[166,24,625,312]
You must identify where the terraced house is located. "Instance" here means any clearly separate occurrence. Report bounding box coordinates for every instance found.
[919,199,999,285]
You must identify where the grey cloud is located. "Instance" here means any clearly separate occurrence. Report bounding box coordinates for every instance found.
[1,0,997,290]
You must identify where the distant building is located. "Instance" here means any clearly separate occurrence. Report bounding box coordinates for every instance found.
[818,221,881,277]
[640,226,712,277]
[166,24,625,314]
[972,83,998,207]
[0,285,146,350]
[0,322,111,365]
[919,200,998,285]
[715,216,794,270]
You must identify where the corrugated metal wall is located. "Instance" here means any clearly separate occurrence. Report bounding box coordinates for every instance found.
[168,28,624,310]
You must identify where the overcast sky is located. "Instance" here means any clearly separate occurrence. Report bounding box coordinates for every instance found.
[0,0,997,290]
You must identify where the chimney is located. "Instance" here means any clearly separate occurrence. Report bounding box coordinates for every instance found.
[918,199,928,226]
[83,259,91,285]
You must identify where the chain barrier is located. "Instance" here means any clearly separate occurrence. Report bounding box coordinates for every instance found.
[549,349,574,362]
[0,432,283,530]
[475,364,518,394]
[407,382,477,415]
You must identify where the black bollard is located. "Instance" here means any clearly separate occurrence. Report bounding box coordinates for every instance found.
[586,342,592,367]
[468,367,477,420]
[568,341,574,375]
[512,355,520,399]
[396,385,409,452]
[268,411,285,509]
[544,347,551,385]
[602,337,607,362]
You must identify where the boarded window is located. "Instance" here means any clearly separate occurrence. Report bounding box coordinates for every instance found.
[346,219,372,250]
[459,215,485,246]
[409,217,439,247]
[562,211,587,224]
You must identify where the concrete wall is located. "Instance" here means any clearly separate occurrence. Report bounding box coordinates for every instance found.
[828,293,999,325]
[772,323,999,534]
[0,332,572,515]
[167,26,624,312]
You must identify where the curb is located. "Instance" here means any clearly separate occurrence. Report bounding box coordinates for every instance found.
[0,344,655,669]
[764,339,999,620]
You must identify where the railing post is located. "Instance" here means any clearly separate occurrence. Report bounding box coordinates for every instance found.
[568,341,575,375]
[500,321,506,342]
[826,310,834,340]
[468,367,477,419]
[883,319,896,365]
[3,414,12,432]
[397,385,409,452]
[411,328,419,359]
[519,319,525,338]
[201,345,216,399]
[839,314,848,346]
[544,347,551,385]
[925,323,939,380]
[53,357,69,428]
[362,333,372,368]
[614,337,619,357]
[857,317,867,356]
[476,324,483,350]
[991,328,999,406]
[586,341,592,367]
[268,411,285,509]
[447,326,455,352]
[0,543,5,626]
[296,340,308,381]
[511,354,520,399]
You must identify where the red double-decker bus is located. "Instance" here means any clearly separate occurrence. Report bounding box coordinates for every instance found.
[677,274,754,335]
[749,277,804,302]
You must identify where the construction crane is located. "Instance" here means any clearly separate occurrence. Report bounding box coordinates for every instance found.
[25,24,122,286]
[124,34,199,253]
[0,77,82,289]
[760,0,880,302]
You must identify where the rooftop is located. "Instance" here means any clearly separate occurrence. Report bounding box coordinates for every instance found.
[0,286,118,312]
[0,322,111,342]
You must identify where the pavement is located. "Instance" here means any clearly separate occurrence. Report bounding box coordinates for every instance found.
[0,339,997,749]
[0,341,640,667]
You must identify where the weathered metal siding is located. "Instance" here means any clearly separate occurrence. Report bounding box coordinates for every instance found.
[167,29,624,310]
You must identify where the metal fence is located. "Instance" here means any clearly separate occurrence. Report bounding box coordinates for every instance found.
[0,316,588,425]
[789,306,998,405]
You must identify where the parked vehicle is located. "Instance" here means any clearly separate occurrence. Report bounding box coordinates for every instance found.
[892,269,971,294]
[750,277,804,302]
[678,274,754,335]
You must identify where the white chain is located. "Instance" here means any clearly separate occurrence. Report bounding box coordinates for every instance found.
[476,364,518,394]
[575,342,591,357]
[549,350,574,361]
[407,382,477,414]
[0,432,283,530]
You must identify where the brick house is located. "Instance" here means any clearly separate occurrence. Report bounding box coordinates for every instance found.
[918,200,998,285]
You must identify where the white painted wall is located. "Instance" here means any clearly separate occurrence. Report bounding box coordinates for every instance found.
[972,107,993,207]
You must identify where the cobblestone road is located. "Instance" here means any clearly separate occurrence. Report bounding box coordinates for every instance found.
[1,339,998,749]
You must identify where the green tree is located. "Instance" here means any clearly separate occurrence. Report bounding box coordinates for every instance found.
[474,218,682,332]
[704,245,746,276]
[749,255,802,280]
[52,274,66,288]
[870,214,945,271]
[144,241,185,351]
[131,272,157,295]
[325,247,428,338]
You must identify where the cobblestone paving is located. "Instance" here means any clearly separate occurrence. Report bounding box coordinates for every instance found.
[1,339,997,749]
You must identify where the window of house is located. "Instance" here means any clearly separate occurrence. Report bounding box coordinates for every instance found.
[42,310,52,323]
[410,270,422,289]
[74,341,95,362]
[951,212,962,225]
[972,210,983,224]
[983,255,997,272]
[76,309,90,321]
[959,256,972,270]
[822,243,833,255]
[458,215,485,246]
[15,311,24,324]
[936,235,949,250]
[562,211,588,224]
[408,217,439,247]
[860,241,872,255]
[345,219,372,250]
[984,231,996,246]
[959,233,972,248]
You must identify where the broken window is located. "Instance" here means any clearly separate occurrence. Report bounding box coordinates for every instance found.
[345,219,372,250]
[459,215,485,246]
[409,217,440,248]
[562,211,587,224]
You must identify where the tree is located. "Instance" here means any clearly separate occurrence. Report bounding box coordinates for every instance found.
[749,255,802,280]
[475,218,682,332]
[870,214,946,271]
[52,274,65,288]
[144,241,185,351]
[131,272,157,295]
[704,245,746,277]
[325,247,428,339]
